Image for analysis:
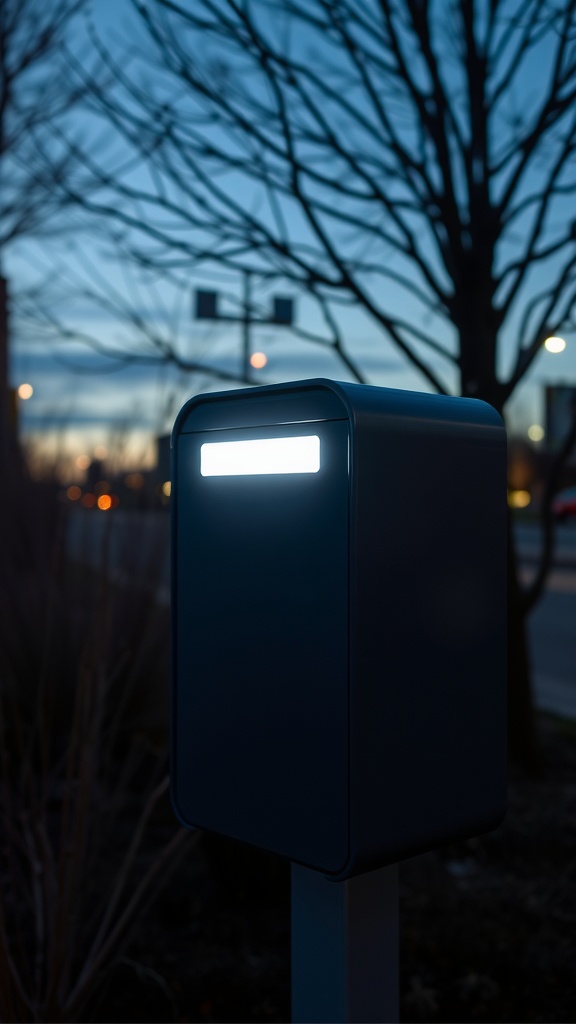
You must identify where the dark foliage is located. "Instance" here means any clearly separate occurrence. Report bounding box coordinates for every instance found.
[90,714,576,1024]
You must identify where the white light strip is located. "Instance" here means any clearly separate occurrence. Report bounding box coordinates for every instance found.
[201,435,320,476]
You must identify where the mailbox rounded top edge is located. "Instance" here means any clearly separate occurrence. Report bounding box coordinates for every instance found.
[171,378,349,439]
[171,377,505,441]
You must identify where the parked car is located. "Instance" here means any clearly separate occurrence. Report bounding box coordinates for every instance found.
[553,486,576,521]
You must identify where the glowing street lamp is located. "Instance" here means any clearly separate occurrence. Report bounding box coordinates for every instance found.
[528,424,545,442]
[249,351,268,369]
[544,335,566,353]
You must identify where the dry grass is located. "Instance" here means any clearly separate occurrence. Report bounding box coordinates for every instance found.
[96,714,575,1023]
[0,435,195,1022]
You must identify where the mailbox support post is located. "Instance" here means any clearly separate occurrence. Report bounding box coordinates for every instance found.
[291,862,399,1024]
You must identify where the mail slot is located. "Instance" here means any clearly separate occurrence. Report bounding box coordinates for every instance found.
[171,379,507,879]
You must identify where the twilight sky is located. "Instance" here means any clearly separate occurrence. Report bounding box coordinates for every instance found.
[7,0,576,474]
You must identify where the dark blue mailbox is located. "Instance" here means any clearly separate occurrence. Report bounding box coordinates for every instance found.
[171,379,506,880]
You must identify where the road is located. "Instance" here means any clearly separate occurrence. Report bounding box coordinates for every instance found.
[67,508,170,600]
[67,510,576,719]
[515,520,576,720]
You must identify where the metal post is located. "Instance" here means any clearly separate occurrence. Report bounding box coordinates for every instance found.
[0,277,8,428]
[242,269,251,382]
[291,862,399,1024]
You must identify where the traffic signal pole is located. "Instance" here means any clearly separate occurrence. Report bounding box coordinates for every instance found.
[242,270,252,383]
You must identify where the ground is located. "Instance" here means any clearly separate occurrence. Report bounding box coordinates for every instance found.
[89,713,576,1024]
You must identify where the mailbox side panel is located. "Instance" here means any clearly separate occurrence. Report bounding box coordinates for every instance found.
[342,388,507,877]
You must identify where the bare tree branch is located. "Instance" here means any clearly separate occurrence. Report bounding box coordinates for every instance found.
[48,0,576,409]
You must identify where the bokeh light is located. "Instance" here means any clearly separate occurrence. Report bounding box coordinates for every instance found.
[162,480,171,496]
[76,454,91,470]
[544,335,566,353]
[94,444,108,460]
[81,493,96,508]
[250,351,268,369]
[528,424,545,443]
[125,472,144,489]
[508,489,531,509]
[66,485,82,501]
[17,383,34,400]
[97,494,112,511]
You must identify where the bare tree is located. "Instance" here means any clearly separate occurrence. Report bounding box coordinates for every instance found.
[0,0,87,438]
[18,229,375,398]
[62,0,576,766]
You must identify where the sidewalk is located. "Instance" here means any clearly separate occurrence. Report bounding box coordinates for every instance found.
[534,672,576,721]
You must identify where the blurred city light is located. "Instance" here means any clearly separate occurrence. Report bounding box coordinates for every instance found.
[17,383,33,400]
[250,351,268,369]
[162,480,171,496]
[508,489,531,509]
[76,454,91,470]
[97,494,112,511]
[81,493,96,508]
[125,472,144,489]
[66,485,82,501]
[528,424,545,442]
[544,335,566,353]
[94,444,108,459]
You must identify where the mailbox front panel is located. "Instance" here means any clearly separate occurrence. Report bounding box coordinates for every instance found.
[173,418,350,872]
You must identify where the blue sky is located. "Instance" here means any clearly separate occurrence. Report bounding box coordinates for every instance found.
[8,0,576,473]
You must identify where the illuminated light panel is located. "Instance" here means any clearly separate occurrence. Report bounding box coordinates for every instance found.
[201,435,320,477]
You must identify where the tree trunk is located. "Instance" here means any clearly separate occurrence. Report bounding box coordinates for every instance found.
[457,312,539,770]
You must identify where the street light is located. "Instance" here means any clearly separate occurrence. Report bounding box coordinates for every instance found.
[544,335,567,353]
[194,271,294,381]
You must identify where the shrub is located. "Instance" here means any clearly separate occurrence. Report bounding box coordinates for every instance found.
[0,434,194,1022]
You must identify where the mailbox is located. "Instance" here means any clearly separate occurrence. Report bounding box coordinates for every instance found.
[171,379,506,880]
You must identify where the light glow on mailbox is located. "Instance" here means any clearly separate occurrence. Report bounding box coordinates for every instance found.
[201,435,320,476]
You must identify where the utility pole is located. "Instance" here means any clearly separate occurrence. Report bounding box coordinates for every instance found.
[242,270,252,382]
[0,275,13,453]
[194,271,294,382]
[0,277,21,439]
